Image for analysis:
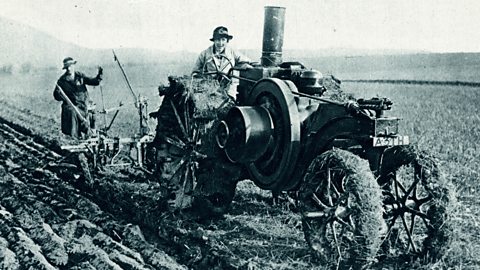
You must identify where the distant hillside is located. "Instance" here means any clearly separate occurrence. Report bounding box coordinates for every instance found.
[0,17,196,70]
[0,17,89,68]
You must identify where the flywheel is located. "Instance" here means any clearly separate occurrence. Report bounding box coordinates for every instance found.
[245,78,301,191]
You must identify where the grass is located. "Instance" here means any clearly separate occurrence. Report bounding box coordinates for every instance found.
[342,82,480,269]
[342,83,480,191]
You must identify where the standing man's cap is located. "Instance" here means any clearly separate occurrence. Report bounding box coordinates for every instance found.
[210,26,233,41]
[62,57,77,69]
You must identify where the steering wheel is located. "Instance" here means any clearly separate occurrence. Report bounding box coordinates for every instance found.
[198,55,235,83]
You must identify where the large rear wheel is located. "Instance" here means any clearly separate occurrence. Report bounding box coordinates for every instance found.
[377,145,456,261]
[299,149,384,269]
[153,77,241,213]
[158,96,203,209]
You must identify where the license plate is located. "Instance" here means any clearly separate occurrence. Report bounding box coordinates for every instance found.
[373,136,409,147]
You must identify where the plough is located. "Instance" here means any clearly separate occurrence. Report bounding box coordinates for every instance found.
[58,50,155,172]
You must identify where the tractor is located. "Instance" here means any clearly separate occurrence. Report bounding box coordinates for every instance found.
[60,6,455,269]
[150,6,455,269]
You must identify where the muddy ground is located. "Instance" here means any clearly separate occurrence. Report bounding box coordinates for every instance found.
[0,89,477,269]
[0,99,315,270]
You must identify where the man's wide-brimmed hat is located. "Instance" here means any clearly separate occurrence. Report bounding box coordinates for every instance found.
[210,26,233,41]
[62,57,77,69]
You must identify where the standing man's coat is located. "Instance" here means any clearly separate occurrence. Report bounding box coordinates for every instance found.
[53,57,102,138]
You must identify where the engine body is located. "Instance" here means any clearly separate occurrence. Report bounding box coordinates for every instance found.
[217,7,407,192]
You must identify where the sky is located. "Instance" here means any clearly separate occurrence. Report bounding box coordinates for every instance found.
[1,0,480,53]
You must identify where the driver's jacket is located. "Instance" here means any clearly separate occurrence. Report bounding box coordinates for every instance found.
[192,45,250,75]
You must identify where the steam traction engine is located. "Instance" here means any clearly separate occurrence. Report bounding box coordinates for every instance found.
[59,6,455,269]
[158,6,454,268]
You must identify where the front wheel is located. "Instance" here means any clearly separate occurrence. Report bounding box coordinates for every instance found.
[299,149,384,269]
[376,145,456,261]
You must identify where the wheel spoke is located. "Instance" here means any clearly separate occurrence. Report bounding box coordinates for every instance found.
[169,99,189,140]
[339,176,346,193]
[314,175,324,193]
[411,185,418,200]
[405,207,430,221]
[392,228,401,249]
[403,172,421,202]
[382,190,396,202]
[326,168,334,206]
[331,179,341,196]
[385,214,399,236]
[312,193,333,210]
[182,162,192,194]
[190,162,197,191]
[346,215,355,230]
[409,213,416,240]
[330,222,343,260]
[389,172,405,192]
[192,126,200,144]
[184,100,190,136]
[394,176,401,200]
[416,194,433,206]
[336,194,355,230]
[400,213,417,253]
[183,98,195,141]
[334,214,355,231]
[417,214,434,230]
[191,150,207,160]
[166,154,188,183]
[396,181,408,195]
[163,136,186,149]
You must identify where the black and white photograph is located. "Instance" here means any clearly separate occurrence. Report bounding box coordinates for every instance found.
[0,0,478,269]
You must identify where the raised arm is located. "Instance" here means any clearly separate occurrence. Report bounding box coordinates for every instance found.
[82,67,103,86]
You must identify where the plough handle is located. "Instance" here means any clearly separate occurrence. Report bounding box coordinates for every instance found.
[55,84,93,135]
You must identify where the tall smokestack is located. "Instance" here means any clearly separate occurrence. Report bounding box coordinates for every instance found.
[261,6,286,67]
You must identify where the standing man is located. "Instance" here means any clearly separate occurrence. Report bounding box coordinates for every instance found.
[53,57,103,139]
[192,26,252,98]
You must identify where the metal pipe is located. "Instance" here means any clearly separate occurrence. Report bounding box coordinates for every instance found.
[261,6,286,66]
[290,90,345,106]
[112,49,139,108]
[100,85,108,133]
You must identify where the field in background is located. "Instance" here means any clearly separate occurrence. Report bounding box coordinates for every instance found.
[342,82,480,268]
[1,60,480,268]
[299,53,480,82]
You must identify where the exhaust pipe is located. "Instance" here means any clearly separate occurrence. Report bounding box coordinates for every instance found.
[261,6,286,67]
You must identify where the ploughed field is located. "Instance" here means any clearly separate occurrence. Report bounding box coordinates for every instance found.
[0,69,479,269]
